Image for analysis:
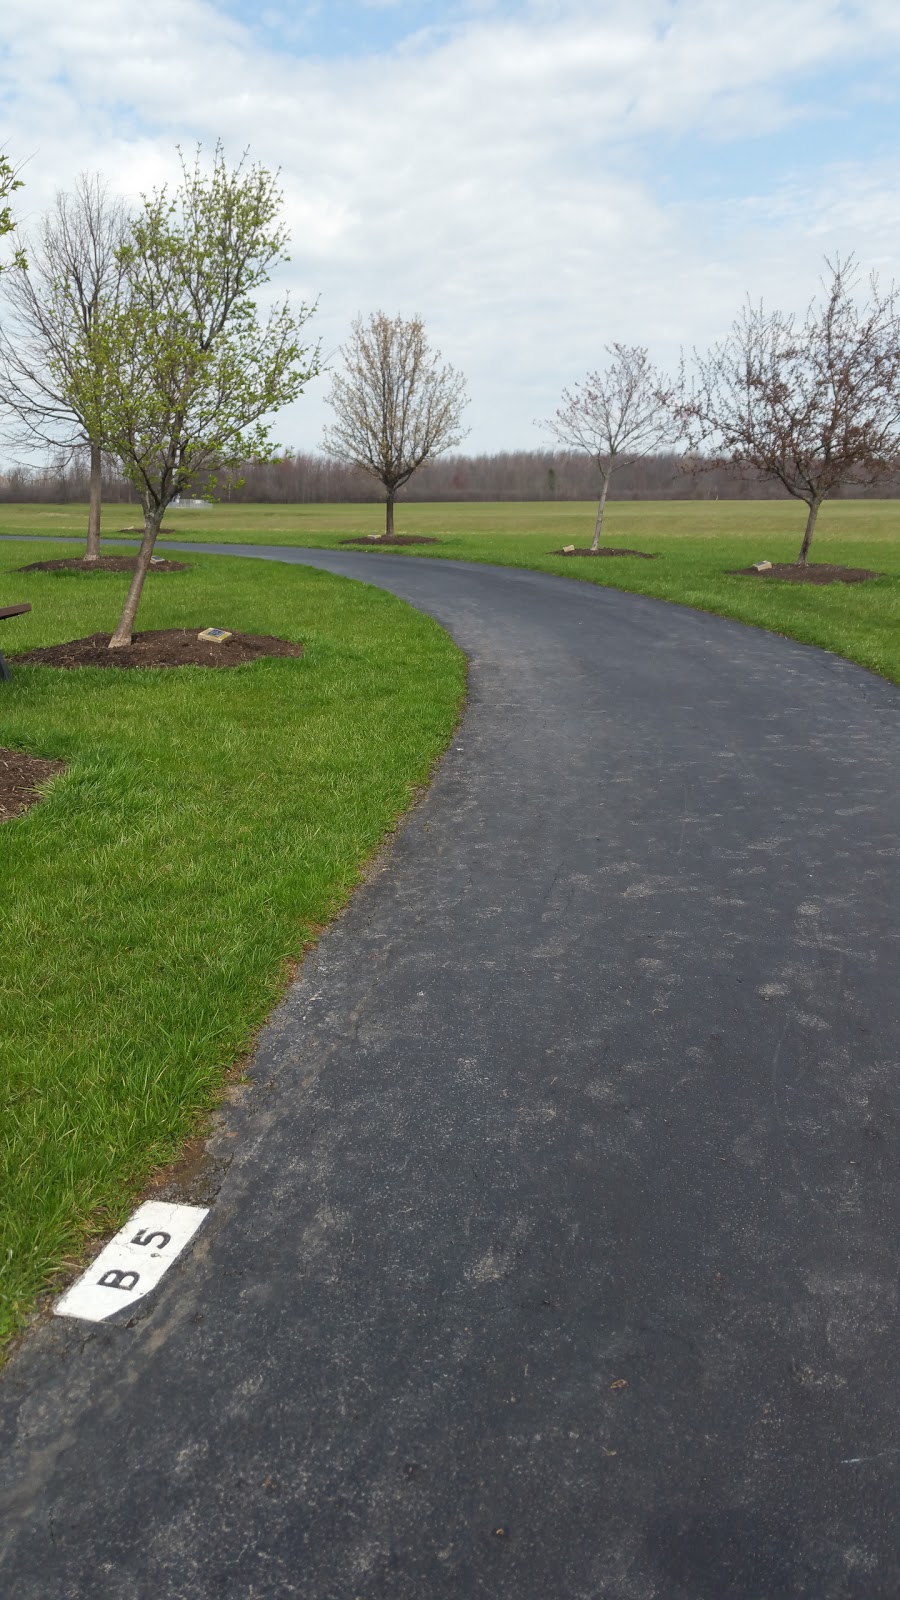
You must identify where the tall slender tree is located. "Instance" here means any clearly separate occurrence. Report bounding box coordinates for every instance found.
[0,174,128,561]
[71,145,319,646]
[322,312,469,537]
[685,256,900,563]
[541,345,679,552]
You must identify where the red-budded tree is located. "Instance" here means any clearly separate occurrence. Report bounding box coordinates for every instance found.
[685,256,900,563]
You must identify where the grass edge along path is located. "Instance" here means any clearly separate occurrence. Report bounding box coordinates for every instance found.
[3,499,896,685]
[0,544,466,1354]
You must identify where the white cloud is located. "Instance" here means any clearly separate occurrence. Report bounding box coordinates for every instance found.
[2,0,899,449]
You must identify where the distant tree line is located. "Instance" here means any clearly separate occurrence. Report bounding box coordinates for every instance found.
[229,449,900,503]
[4,447,896,505]
[0,454,132,503]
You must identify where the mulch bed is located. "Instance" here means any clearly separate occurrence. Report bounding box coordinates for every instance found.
[0,748,65,822]
[728,563,881,585]
[14,629,304,670]
[18,557,188,574]
[553,546,658,559]
[338,535,440,547]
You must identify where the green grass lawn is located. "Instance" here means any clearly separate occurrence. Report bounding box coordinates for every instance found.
[4,497,897,682]
[0,541,465,1350]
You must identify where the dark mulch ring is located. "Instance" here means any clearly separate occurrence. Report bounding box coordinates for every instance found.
[553,546,658,559]
[338,534,440,546]
[728,563,882,585]
[0,747,65,822]
[18,556,188,574]
[14,629,304,670]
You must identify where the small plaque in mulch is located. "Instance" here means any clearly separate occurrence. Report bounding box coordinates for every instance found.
[338,534,440,547]
[552,546,658,559]
[18,556,188,574]
[117,525,178,534]
[14,629,304,670]
[728,563,881,585]
[0,748,65,822]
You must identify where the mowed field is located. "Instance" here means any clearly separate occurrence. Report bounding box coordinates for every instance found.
[2,497,898,682]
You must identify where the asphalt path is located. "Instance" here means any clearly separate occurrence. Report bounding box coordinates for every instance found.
[1,546,898,1598]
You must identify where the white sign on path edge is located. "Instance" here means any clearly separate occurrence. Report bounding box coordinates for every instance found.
[55,1201,209,1323]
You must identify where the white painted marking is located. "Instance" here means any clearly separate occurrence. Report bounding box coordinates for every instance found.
[54,1201,208,1322]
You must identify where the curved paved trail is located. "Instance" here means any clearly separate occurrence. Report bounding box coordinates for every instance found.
[2,549,898,1599]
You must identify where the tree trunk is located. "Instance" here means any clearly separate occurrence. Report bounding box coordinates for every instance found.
[84,442,102,563]
[108,508,162,648]
[385,491,395,538]
[797,498,821,565]
[590,473,611,553]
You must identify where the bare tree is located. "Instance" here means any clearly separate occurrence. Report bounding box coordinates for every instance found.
[322,312,469,538]
[0,174,128,561]
[686,256,900,563]
[541,344,679,551]
[71,144,319,647]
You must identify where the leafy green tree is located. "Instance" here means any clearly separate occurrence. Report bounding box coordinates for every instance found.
[0,151,25,272]
[73,145,319,645]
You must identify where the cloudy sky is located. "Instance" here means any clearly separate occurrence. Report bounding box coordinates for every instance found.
[2,0,899,452]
